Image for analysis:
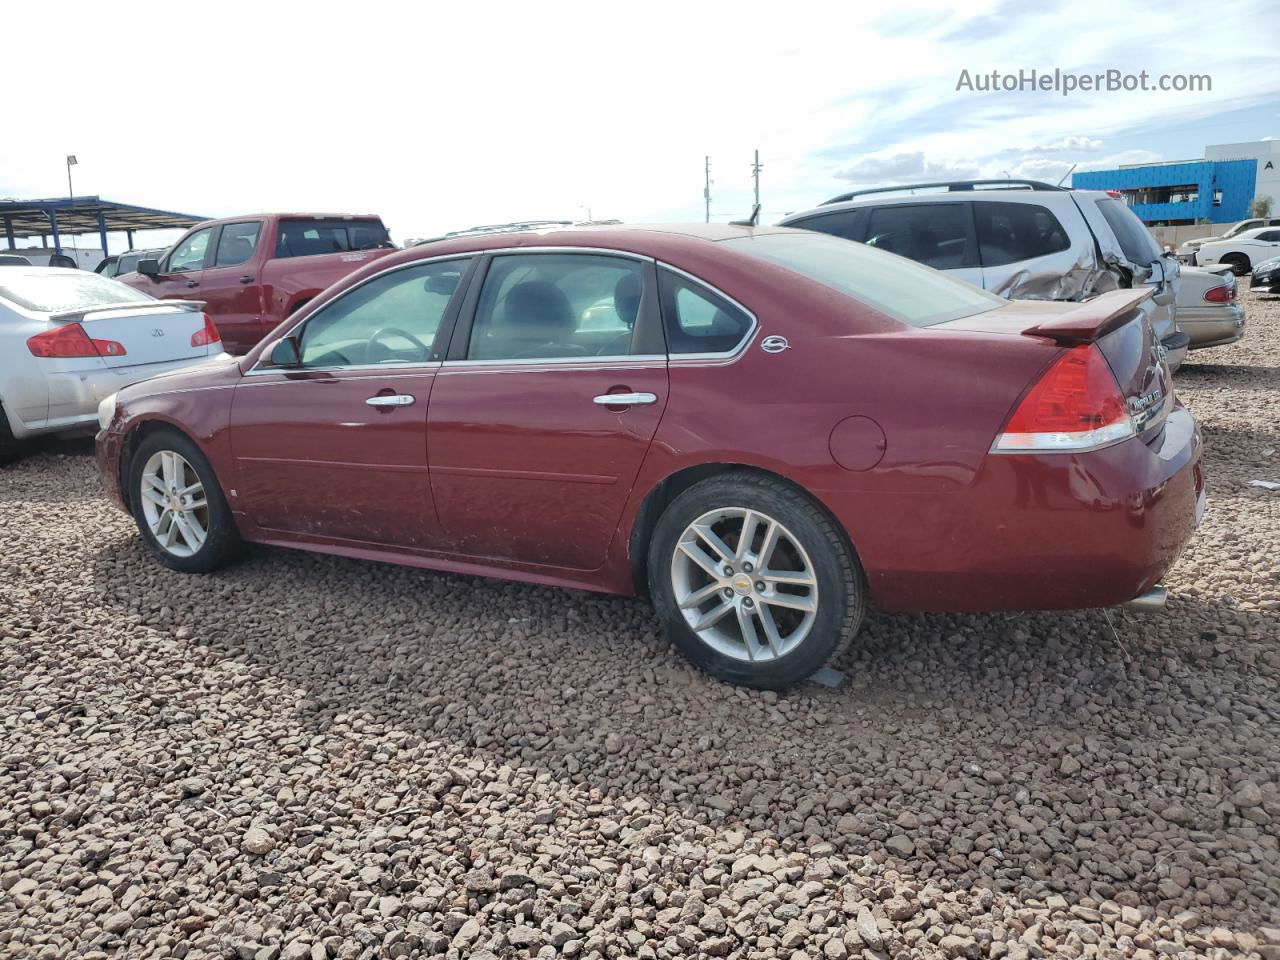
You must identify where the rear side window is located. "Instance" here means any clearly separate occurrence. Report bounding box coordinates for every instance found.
[975,202,1071,267]
[658,269,754,355]
[722,232,1004,328]
[864,203,974,269]
[787,210,861,241]
[275,219,390,259]
[215,222,262,267]
[1255,230,1280,242]
[0,272,153,312]
[1095,198,1160,265]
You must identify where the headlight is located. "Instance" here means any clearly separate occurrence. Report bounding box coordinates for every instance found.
[97,392,118,431]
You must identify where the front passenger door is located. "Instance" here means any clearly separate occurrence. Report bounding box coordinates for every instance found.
[230,258,473,550]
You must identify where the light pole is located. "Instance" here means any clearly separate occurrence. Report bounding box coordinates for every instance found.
[66,154,77,200]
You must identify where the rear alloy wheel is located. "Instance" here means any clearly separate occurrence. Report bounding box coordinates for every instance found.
[128,429,242,572]
[1221,253,1250,276]
[649,473,865,689]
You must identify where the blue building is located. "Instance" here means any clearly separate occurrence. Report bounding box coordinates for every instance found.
[1072,159,1256,226]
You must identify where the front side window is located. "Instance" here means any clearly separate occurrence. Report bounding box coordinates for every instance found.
[722,231,1004,328]
[466,254,644,360]
[658,269,753,354]
[297,259,470,368]
[975,201,1071,267]
[167,228,212,273]
[96,258,118,276]
[214,222,262,267]
[865,203,973,269]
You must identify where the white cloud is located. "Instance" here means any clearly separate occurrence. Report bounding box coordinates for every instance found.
[1028,136,1104,153]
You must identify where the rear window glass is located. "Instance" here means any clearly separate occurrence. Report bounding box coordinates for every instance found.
[0,272,154,313]
[722,232,1004,328]
[1095,199,1160,265]
[275,220,390,259]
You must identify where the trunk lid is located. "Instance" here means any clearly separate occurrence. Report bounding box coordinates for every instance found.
[936,288,1172,441]
[55,300,216,368]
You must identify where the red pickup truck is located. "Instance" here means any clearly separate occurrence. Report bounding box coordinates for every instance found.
[123,213,396,354]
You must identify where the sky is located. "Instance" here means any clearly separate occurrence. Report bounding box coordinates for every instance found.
[3,0,1279,253]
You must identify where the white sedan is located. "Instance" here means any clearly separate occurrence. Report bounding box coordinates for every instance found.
[0,268,228,463]
[1194,226,1280,276]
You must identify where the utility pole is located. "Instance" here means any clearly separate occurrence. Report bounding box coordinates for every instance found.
[65,155,79,256]
[752,149,763,209]
[704,156,711,223]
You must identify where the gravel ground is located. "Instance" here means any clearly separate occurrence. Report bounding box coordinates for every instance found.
[2,286,1278,960]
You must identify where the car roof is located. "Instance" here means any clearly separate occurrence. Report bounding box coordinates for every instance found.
[397,222,794,259]
[186,213,385,230]
[782,187,1104,222]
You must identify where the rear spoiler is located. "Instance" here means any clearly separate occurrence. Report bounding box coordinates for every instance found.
[49,299,207,324]
[1021,288,1153,344]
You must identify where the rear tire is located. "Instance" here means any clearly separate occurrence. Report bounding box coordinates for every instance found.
[647,472,866,689]
[0,404,23,466]
[127,428,242,573]
[1221,253,1250,276]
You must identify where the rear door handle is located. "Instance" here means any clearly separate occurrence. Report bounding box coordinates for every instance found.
[185,280,199,288]
[239,276,254,284]
[593,392,658,406]
[366,394,415,407]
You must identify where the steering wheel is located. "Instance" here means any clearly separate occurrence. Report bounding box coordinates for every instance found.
[366,326,429,363]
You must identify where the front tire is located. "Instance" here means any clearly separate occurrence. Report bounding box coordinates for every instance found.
[127,428,242,573]
[648,472,866,689]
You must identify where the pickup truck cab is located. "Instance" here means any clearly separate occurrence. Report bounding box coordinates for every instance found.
[123,214,395,354]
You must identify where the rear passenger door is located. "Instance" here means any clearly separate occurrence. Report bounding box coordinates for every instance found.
[427,251,668,570]
[972,200,1076,297]
[863,203,983,288]
[199,220,267,354]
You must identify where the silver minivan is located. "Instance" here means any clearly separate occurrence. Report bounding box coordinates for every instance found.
[780,180,1188,370]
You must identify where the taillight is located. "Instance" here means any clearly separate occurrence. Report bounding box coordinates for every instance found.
[27,323,127,359]
[191,312,221,347]
[1203,284,1235,304]
[992,344,1134,453]
[1106,190,1124,199]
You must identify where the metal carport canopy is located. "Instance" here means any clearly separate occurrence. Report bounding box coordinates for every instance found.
[0,196,209,256]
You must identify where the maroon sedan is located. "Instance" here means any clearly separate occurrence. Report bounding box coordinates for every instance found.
[96,224,1204,688]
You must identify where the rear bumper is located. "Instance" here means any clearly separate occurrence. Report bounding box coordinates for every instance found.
[1180,305,1246,349]
[842,406,1203,613]
[21,355,226,440]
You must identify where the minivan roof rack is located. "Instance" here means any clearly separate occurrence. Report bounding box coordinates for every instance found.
[822,179,1067,205]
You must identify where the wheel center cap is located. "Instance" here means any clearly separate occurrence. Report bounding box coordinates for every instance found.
[730,574,753,596]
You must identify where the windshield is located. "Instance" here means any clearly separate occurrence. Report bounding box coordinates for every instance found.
[1222,220,1256,239]
[0,272,154,313]
[722,231,1005,327]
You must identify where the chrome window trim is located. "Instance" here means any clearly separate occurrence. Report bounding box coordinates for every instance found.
[247,245,757,374]
[440,355,660,366]
[244,360,443,378]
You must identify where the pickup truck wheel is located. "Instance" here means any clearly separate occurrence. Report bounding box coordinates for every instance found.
[0,403,22,466]
[1220,253,1250,276]
[128,428,242,573]
[648,473,866,689]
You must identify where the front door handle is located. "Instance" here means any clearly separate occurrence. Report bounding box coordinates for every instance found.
[593,392,658,407]
[186,280,199,288]
[366,394,415,407]
[239,276,254,284]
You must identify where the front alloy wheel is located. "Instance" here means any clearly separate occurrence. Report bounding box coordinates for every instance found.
[138,450,209,557]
